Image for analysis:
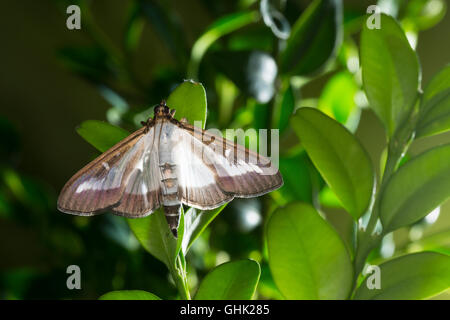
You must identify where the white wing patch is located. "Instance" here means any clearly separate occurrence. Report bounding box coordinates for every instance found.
[172,127,216,188]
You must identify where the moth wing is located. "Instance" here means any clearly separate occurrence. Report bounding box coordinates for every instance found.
[172,124,283,210]
[57,126,161,217]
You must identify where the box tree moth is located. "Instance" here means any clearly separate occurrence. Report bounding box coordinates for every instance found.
[57,101,283,237]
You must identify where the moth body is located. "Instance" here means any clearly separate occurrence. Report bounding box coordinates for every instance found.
[158,121,181,236]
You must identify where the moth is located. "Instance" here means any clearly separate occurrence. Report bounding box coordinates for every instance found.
[57,101,283,237]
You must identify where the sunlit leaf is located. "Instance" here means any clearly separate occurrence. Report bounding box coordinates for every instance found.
[416,64,450,137]
[380,144,450,232]
[404,0,447,31]
[182,205,227,254]
[361,14,420,136]
[77,120,129,153]
[319,186,343,208]
[318,71,361,132]
[267,202,353,299]
[291,108,374,220]
[355,252,450,299]
[127,208,184,269]
[195,260,260,300]
[99,290,161,300]
[166,80,207,128]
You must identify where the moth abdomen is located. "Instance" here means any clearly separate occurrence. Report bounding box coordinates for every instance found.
[163,204,181,237]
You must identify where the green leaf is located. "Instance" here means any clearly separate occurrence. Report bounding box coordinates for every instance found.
[380,144,450,232]
[318,71,361,132]
[274,151,318,205]
[272,80,295,133]
[319,186,343,208]
[280,0,343,75]
[166,80,207,129]
[182,205,227,254]
[188,11,260,79]
[124,3,145,53]
[404,0,447,31]
[99,290,161,300]
[267,202,353,299]
[77,120,130,152]
[416,64,450,137]
[355,252,450,300]
[194,260,260,300]
[127,208,184,269]
[361,13,420,136]
[291,107,374,220]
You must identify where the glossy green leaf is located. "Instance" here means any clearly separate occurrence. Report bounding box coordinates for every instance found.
[267,202,353,299]
[361,14,420,136]
[355,252,450,300]
[195,260,260,300]
[272,81,295,133]
[291,108,374,220]
[99,290,161,300]
[182,205,227,254]
[380,144,450,232]
[166,80,207,129]
[77,120,130,153]
[417,64,450,137]
[127,208,184,269]
[188,11,260,79]
[280,0,343,75]
[319,186,343,208]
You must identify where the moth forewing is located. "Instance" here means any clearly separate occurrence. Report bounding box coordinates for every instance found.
[57,126,148,215]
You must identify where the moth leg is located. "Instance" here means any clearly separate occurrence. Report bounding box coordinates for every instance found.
[180,117,189,124]
[140,118,153,133]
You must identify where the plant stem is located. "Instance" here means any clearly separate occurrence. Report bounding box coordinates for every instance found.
[170,253,191,300]
[351,108,419,296]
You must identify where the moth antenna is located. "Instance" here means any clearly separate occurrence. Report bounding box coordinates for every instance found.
[160,99,167,106]
[170,109,176,117]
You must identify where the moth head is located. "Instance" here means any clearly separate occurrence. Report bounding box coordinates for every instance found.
[154,100,170,117]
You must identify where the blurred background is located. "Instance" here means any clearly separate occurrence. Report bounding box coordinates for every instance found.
[0,0,449,299]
